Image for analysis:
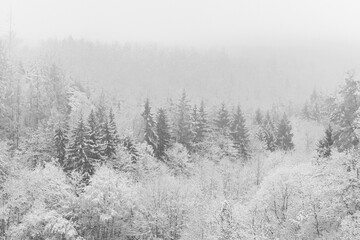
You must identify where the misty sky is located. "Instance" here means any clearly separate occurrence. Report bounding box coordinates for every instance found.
[1,0,360,47]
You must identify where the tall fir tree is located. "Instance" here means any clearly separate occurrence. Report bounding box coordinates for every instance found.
[142,98,157,153]
[155,108,172,159]
[317,125,334,158]
[214,103,231,135]
[197,100,209,141]
[101,109,120,159]
[254,108,263,125]
[67,115,95,183]
[85,110,102,163]
[275,113,294,151]
[122,136,139,163]
[331,72,360,151]
[230,106,250,161]
[260,112,276,152]
[54,126,68,167]
[174,90,192,150]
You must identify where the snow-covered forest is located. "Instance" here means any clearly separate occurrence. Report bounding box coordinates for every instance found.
[1,36,360,239]
[2,0,360,239]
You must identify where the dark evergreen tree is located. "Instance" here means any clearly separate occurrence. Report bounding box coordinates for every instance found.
[301,101,311,120]
[155,108,172,159]
[85,110,102,163]
[260,112,276,152]
[141,98,157,153]
[122,136,139,163]
[174,90,192,150]
[214,103,231,135]
[67,115,94,183]
[275,113,294,151]
[317,125,334,158]
[108,108,120,144]
[230,106,250,161]
[198,100,209,139]
[54,127,67,167]
[101,110,120,159]
[331,72,360,151]
[254,108,263,125]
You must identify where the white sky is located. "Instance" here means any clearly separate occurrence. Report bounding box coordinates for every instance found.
[1,0,360,47]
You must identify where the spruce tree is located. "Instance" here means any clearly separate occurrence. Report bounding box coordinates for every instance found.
[156,108,172,159]
[191,105,201,144]
[85,110,102,163]
[275,113,294,151]
[260,112,276,152]
[123,136,139,163]
[230,106,250,161]
[174,90,192,150]
[198,100,209,140]
[54,127,67,167]
[254,108,263,125]
[214,103,231,135]
[67,115,95,183]
[317,125,334,158]
[142,98,157,153]
[101,109,120,159]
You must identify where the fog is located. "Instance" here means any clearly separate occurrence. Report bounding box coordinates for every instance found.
[1,0,360,105]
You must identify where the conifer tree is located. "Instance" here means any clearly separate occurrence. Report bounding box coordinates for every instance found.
[101,109,120,159]
[317,125,334,158]
[260,112,276,152]
[156,108,172,159]
[174,90,192,150]
[254,108,263,125]
[191,105,201,144]
[331,72,360,151]
[123,136,139,163]
[214,103,230,135]
[67,115,95,182]
[198,100,209,138]
[85,110,102,163]
[230,106,250,160]
[275,113,294,151]
[54,127,67,167]
[141,98,157,153]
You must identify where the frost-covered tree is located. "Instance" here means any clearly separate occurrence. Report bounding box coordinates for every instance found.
[156,108,171,159]
[85,110,102,163]
[230,106,250,161]
[275,113,294,151]
[174,90,192,150]
[122,136,139,163]
[317,125,334,158]
[67,115,95,182]
[214,103,231,135]
[142,98,157,153]
[254,108,263,125]
[54,127,68,167]
[260,112,277,152]
[331,71,360,151]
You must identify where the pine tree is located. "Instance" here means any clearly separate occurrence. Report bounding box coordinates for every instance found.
[101,110,119,159]
[174,90,192,150]
[122,136,139,163]
[141,98,157,153]
[156,108,172,159]
[317,125,334,158]
[275,113,294,151]
[85,110,102,163]
[54,127,67,167]
[214,103,231,135]
[254,108,263,125]
[331,72,360,151]
[260,112,276,152]
[230,106,250,161]
[301,101,311,120]
[67,115,95,183]
[191,105,201,144]
[198,100,209,139]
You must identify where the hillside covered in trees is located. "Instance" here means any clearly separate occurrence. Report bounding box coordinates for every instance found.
[2,36,360,240]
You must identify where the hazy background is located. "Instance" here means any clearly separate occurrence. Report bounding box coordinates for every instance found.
[1,0,360,107]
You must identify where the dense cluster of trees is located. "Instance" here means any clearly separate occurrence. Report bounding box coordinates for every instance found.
[2,38,360,240]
